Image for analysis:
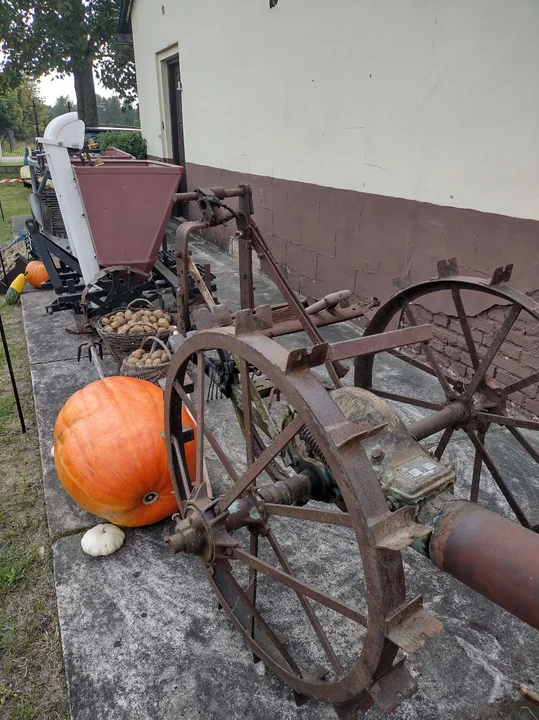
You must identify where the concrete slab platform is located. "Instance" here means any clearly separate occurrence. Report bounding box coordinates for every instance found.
[21,290,112,365]
[21,236,539,720]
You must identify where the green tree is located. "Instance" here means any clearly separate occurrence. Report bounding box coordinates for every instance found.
[0,80,48,142]
[0,0,137,126]
[96,95,139,127]
[48,95,77,120]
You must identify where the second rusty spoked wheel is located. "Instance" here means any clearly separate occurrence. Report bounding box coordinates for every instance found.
[355,274,539,531]
[164,329,435,717]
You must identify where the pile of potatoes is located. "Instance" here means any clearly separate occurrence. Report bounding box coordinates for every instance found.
[101,307,172,335]
[125,346,170,367]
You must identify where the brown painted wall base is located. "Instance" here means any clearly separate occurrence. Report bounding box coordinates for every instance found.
[182,161,539,412]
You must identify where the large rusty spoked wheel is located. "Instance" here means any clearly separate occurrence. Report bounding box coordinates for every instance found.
[355,275,539,530]
[165,329,423,716]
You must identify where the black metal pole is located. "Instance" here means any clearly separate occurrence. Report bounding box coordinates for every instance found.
[0,247,8,292]
[0,312,26,433]
[32,99,40,138]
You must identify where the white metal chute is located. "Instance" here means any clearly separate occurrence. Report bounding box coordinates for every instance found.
[38,113,99,284]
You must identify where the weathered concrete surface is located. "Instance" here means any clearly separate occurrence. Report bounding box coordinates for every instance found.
[22,240,539,720]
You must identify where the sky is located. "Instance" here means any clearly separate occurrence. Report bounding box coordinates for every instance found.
[38,71,114,105]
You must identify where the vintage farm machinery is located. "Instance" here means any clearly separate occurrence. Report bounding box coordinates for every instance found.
[161,185,539,718]
[24,113,215,320]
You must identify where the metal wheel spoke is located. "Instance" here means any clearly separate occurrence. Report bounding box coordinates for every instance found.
[265,504,353,527]
[474,412,539,433]
[232,547,368,627]
[434,427,454,460]
[451,288,479,370]
[196,351,205,484]
[173,380,240,485]
[507,425,539,465]
[226,570,303,676]
[217,414,305,513]
[266,530,344,676]
[464,304,521,400]
[247,530,258,648]
[463,426,530,528]
[240,358,255,466]
[369,389,445,412]
[402,302,455,400]
[500,371,539,399]
[170,433,192,498]
[470,428,486,503]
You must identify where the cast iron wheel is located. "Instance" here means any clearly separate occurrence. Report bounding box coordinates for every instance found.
[164,329,418,715]
[355,275,539,530]
[80,265,160,318]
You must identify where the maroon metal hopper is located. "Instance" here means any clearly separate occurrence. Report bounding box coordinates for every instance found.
[74,160,183,273]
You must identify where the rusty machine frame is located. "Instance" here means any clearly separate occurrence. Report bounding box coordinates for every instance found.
[162,185,539,718]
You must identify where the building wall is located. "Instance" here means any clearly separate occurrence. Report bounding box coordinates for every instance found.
[131,0,539,410]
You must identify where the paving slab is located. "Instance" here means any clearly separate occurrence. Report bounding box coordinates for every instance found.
[21,237,539,720]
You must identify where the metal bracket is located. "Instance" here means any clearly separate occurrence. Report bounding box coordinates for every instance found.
[368,507,432,551]
[234,305,273,335]
[490,263,513,286]
[385,595,443,653]
[284,343,328,374]
[327,420,387,449]
[368,658,417,713]
[437,257,459,278]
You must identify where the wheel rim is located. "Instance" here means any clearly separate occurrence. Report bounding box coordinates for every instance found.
[355,276,539,530]
[165,329,406,706]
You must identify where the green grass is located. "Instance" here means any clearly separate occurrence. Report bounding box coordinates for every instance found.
[0,305,69,720]
[0,183,31,246]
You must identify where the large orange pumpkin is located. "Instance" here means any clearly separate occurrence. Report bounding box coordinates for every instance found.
[26,260,49,288]
[53,377,196,526]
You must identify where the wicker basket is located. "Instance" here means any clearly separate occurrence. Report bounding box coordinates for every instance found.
[120,335,172,385]
[96,298,174,365]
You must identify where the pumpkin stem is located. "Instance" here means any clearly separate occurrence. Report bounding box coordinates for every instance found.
[142,491,159,505]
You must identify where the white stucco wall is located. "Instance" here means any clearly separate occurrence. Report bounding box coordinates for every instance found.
[131,0,539,221]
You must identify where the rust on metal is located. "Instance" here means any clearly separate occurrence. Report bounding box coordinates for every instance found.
[490,263,513,285]
[368,506,432,551]
[430,500,539,630]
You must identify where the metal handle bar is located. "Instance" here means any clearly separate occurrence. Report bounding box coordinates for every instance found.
[173,186,246,202]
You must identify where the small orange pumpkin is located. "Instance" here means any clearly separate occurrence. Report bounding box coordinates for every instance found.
[53,377,196,527]
[26,260,49,288]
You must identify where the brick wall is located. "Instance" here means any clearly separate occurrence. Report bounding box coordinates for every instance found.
[411,297,539,415]
[185,162,539,413]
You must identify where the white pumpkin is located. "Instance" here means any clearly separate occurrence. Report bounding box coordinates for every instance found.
[81,524,125,557]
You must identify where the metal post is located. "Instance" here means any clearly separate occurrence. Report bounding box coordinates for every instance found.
[0,312,26,433]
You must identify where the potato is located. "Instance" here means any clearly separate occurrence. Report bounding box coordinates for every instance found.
[148,315,157,323]
[117,325,128,334]
[151,350,163,359]
[127,357,138,365]
[152,358,162,366]
[129,325,142,334]
[141,352,150,360]
[116,318,127,327]
[102,317,111,326]
[105,325,114,332]
[157,318,170,329]
[115,312,125,320]
[133,349,144,359]
[164,313,171,322]
[153,309,164,319]
[145,358,154,365]
[124,309,133,321]
[110,321,120,331]
[131,311,142,322]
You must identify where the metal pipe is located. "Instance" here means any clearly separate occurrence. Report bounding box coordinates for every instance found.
[173,186,246,202]
[429,500,539,630]
[408,402,467,441]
